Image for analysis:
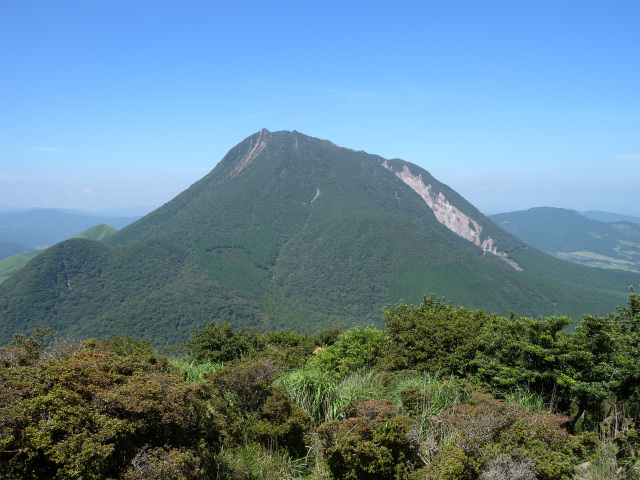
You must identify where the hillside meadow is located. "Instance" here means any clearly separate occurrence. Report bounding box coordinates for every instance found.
[1,291,638,479]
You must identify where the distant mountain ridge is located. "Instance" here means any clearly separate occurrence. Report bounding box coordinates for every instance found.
[490,207,640,272]
[0,208,139,256]
[0,224,119,284]
[578,210,640,225]
[1,130,637,346]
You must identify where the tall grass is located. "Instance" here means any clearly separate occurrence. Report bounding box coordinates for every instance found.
[576,438,640,480]
[575,403,640,480]
[275,368,382,425]
[212,443,315,480]
[387,374,468,417]
[386,373,468,458]
[170,357,224,384]
[501,386,549,413]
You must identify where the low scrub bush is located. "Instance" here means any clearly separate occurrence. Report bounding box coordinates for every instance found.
[317,399,419,479]
[252,386,312,457]
[122,446,203,480]
[0,332,215,480]
[307,326,385,378]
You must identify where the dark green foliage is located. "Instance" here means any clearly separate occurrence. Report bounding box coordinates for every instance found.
[383,295,491,375]
[252,386,312,457]
[560,288,640,430]
[102,335,155,358]
[0,332,214,480]
[469,314,572,398]
[207,357,279,413]
[310,325,345,347]
[2,285,639,478]
[186,321,267,364]
[262,330,316,368]
[317,399,418,479]
[203,357,313,461]
[1,130,637,347]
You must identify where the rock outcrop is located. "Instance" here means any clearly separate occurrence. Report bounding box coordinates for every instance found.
[383,161,522,270]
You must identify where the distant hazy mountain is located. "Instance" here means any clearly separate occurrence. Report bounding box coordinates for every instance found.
[578,210,640,225]
[0,209,139,249]
[0,224,118,284]
[0,241,33,261]
[1,130,637,346]
[490,207,640,272]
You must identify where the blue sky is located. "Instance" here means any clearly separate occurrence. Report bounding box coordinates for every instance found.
[1,0,638,216]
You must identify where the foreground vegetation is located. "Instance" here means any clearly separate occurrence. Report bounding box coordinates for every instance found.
[1,291,639,479]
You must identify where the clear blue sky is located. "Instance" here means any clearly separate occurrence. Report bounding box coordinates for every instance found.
[1,0,639,216]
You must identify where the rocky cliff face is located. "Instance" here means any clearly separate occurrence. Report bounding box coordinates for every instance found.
[230,129,269,178]
[383,161,522,270]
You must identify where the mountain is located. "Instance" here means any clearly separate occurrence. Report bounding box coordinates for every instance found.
[578,210,640,225]
[1,130,637,346]
[0,240,33,261]
[0,224,119,285]
[490,207,640,272]
[72,224,118,241]
[0,208,139,250]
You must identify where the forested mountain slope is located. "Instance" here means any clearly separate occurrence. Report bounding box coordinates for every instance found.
[491,207,640,272]
[1,130,637,346]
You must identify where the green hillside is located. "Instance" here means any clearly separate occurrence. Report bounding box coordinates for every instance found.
[1,131,637,346]
[73,223,118,241]
[491,207,640,272]
[0,224,118,284]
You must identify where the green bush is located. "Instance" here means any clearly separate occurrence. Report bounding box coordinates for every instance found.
[317,399,419,479]
[383,295,491,375]
[307,326,385,378]
[251,386,312,457]
[0,333,214,480]
[186,321,266,364]
[206,357,279,412]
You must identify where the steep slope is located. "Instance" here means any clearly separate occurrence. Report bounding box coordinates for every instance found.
[1,130,637,346]
[491,207,640,271]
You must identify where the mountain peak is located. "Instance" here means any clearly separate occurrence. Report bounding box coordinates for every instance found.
[1,130,636,346]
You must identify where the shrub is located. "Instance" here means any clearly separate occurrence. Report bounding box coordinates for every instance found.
[383,295,490,375]
[206,357,279,412]
[186,321,266,363]
[0,333,214,480]
[307,326,385,378]
[317,399,419,479]
[122,446,203,480]
[251,386,312,457]
[436,394,585,480]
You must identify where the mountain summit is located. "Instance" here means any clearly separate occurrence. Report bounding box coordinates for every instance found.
[1,130,637,345]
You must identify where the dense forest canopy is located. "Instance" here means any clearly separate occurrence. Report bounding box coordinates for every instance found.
[1,131,637,348]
